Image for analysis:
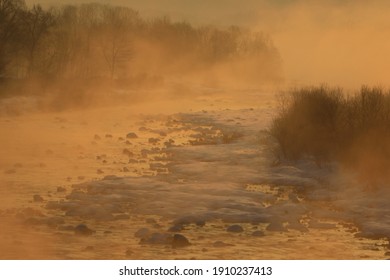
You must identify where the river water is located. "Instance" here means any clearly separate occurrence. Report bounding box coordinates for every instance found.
[0,89,389,259]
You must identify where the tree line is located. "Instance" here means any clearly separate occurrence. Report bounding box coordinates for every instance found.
[0,0,282,85]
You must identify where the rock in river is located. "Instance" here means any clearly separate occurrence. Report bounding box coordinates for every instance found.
[226,224,244,233]
[172,234,191,248]
[74,224,94,236]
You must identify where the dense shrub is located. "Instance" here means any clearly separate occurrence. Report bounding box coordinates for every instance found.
[271,85,390,182]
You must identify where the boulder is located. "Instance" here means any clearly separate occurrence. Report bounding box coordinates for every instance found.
[126,132,138,139]
[172,234,191,248]
[74,224,94,236]
[226,224,244,233]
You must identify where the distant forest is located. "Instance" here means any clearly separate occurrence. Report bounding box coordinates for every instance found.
[0,0,282,89]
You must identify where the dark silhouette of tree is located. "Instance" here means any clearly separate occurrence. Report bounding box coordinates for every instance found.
[51,4,96,78]
[98,5,138,79]
[0,0,25,76]
[20,4,55,77]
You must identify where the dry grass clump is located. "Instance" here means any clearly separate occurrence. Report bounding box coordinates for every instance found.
[271,85,390,183]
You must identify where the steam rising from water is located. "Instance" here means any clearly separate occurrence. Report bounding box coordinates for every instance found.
[2,0,388,260]
[258,0,390,88]
[28,0,390,89]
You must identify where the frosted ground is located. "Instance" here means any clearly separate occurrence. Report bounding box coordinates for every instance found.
[0,88,389,259]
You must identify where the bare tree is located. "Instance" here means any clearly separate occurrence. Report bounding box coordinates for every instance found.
[54,3,103,78]
[98,5,138,79]
[20,4,55,77]
[0,0,25,76]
